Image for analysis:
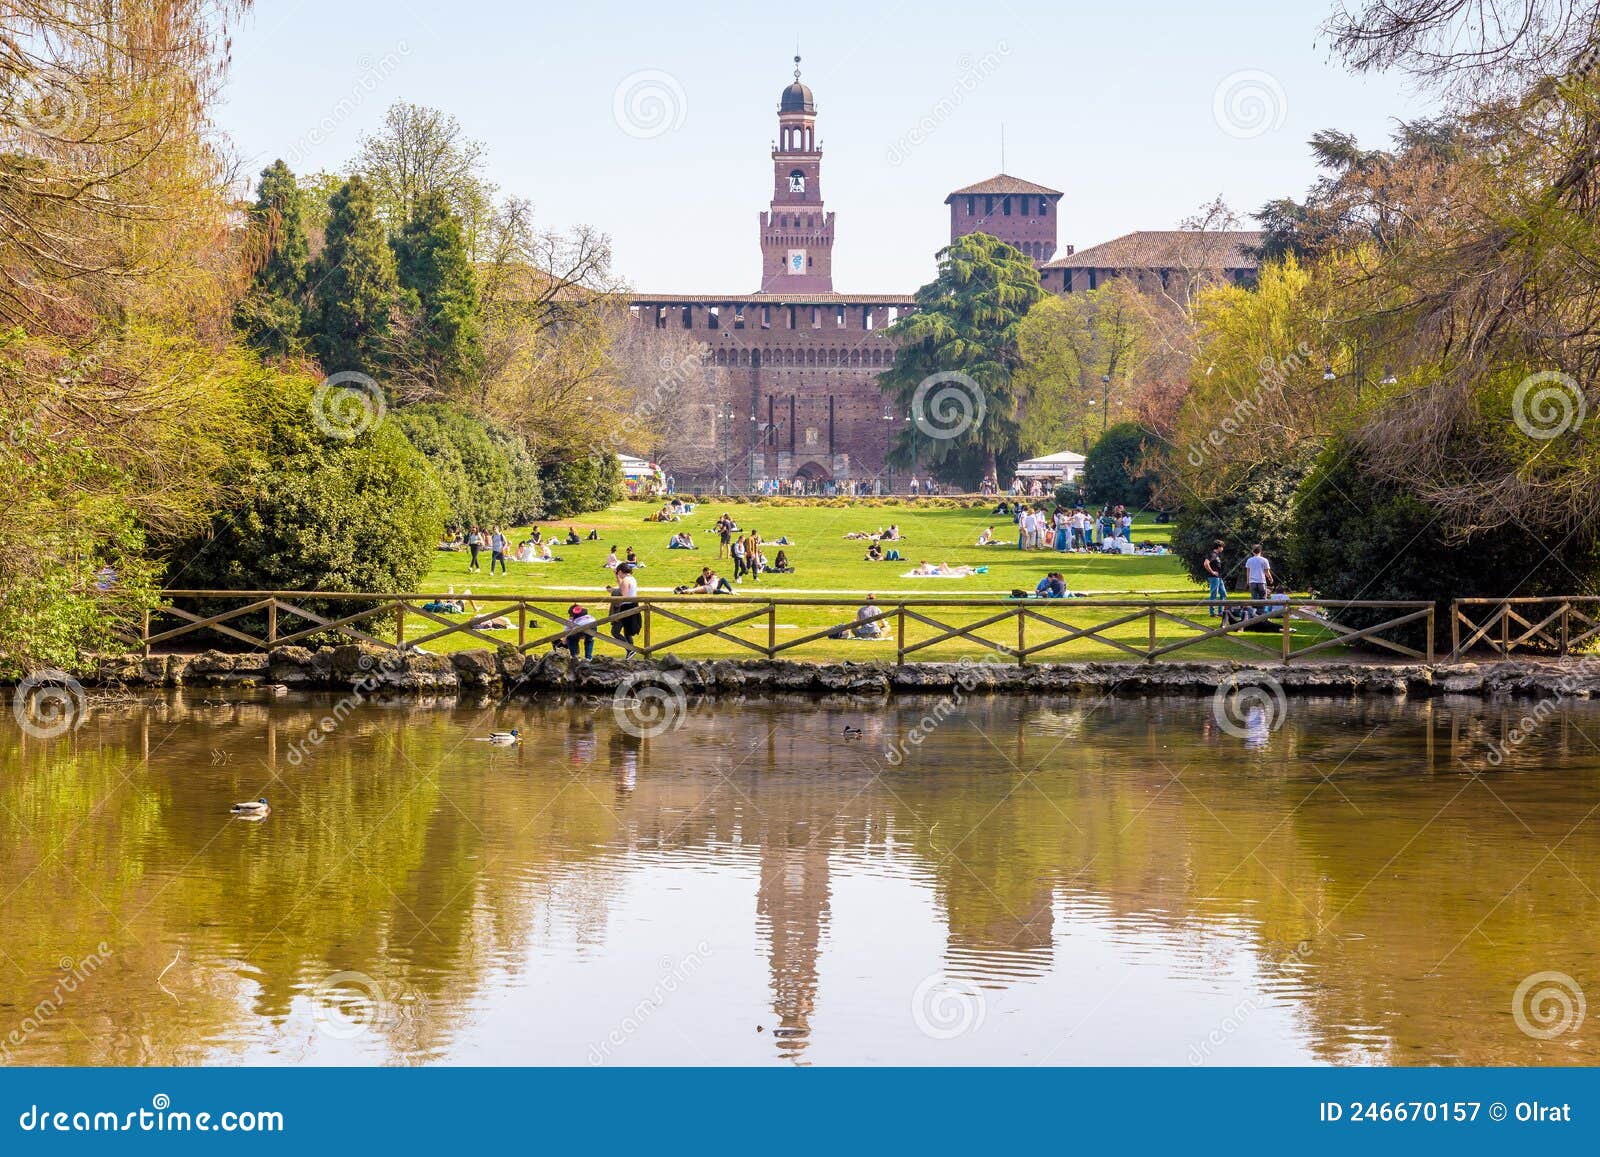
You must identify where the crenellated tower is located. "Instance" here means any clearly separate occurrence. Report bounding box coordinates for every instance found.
[759,57,834,292]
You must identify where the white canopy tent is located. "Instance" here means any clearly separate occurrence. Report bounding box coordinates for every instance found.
[1013,450,1086,483]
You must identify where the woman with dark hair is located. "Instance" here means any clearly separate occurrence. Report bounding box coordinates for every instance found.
[609,564,642,656]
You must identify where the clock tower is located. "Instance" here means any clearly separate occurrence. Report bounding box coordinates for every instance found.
[759,58,834,292]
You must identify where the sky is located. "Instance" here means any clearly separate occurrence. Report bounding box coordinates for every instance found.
[215,0,1433,294]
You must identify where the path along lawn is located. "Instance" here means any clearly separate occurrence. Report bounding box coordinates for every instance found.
[402,500,1351,662]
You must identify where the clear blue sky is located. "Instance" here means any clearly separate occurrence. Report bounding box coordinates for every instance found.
[217,0,1430,293]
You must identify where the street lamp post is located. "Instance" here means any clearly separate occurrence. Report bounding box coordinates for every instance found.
[1100,373,1112,432]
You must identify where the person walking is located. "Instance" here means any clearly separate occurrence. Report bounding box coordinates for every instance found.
[731,535,748,581]
[1204,539,1227,616]
[609,564,642,657]
[1245,544,1274,603]
[489,526,508,575]
[466,527,483,573]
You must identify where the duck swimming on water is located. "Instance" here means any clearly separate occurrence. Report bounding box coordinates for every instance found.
[842,725,863,738]
[481,728,521,745]
[230,797,270,817]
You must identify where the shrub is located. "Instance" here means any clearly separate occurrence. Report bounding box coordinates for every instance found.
[539,451,625,518]
[1288,440,1600,649]
[393,403,540,529]
[1082,422,1166,509]
[1171,446,1317,589]
[172,376,446,599]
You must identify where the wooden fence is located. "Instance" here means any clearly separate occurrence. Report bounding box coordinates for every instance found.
[144,591,1437,665]
[1449,597,1600,660]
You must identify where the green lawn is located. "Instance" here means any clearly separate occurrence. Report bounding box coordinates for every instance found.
[396,500,1358,662]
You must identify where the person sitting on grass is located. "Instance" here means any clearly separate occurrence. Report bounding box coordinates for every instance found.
[668,531,696,549]
[1033,572,1068,599]
[556,603,598,659]
[537,539,558,562]
[626,546,644,568]
[565,527,581,545]
[603,546,620,570]
[585,528,599,541]
[975,525,998,546]
[853,593,886,638]
[865,542,883,562]
[771,549,794,574]
[682,566,732,595]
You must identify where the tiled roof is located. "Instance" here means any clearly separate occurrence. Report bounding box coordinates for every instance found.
[628,292,918,305]
[946,173,1062,200]
[1042,230,1264,270]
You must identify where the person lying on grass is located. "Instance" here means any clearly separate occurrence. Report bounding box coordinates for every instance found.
[908,560,982,577]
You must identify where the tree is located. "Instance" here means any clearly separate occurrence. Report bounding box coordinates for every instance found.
[879,232,1044,485]
[356,102,492,244]
[389,191,484,395]
[539,452,624,518]
[1015,280,1153,456]
[234,160,310,357]
[309,176,399,375]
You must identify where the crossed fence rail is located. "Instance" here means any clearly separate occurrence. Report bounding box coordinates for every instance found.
[1448,597,1600,660]
[141,591,1438,665]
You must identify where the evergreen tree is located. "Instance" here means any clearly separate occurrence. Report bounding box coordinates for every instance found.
[234,160,310,356]
[391,190,484,391]
[879,232,1043,485]
[309,175,399,373]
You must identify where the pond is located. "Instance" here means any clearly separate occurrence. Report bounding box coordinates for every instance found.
[1,687,1595,1065]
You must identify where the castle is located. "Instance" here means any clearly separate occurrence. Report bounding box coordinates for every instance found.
[628,60,1261,492]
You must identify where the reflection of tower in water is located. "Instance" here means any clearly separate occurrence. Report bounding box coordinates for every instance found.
[755,820,831,1061]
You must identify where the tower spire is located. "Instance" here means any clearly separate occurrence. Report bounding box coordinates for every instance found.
[794,47,802,82]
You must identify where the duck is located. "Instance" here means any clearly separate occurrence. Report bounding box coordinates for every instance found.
[230,797,270,817]
[483,728,522,745]
[841,725,863,738]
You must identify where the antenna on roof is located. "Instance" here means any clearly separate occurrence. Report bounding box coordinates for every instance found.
[794,41,802,81]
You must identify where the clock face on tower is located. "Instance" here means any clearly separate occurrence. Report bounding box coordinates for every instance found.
[789,170,806,193]
[786,249,806,275]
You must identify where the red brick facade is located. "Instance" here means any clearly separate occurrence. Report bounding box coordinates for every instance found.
[630,62,913,492]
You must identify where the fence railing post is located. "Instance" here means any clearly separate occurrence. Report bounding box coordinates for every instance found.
[1147,605,1157,660]
[517,602,526,650]
[1426,605,1435,666]
[896,605,905,666]
[1561,601,1570,656]
[1282,602,1292,663]
[1451,601,1460,661]
[267,600,277,649]
[767,601,777,659]
[142,608,150,657]
[1017,607,1026,665]
[1500,603,1510,657]
[395,602,405,651]
[642,602,653,655]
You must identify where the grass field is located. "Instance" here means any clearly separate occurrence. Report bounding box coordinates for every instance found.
[391,500,1362,663]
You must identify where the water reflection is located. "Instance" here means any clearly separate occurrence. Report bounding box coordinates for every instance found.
[1,689,1597,1066]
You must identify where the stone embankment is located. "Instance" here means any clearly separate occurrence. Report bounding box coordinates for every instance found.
[62,646,1600,700]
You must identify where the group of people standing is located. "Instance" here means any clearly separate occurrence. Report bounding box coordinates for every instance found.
[999,503,1134,553]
